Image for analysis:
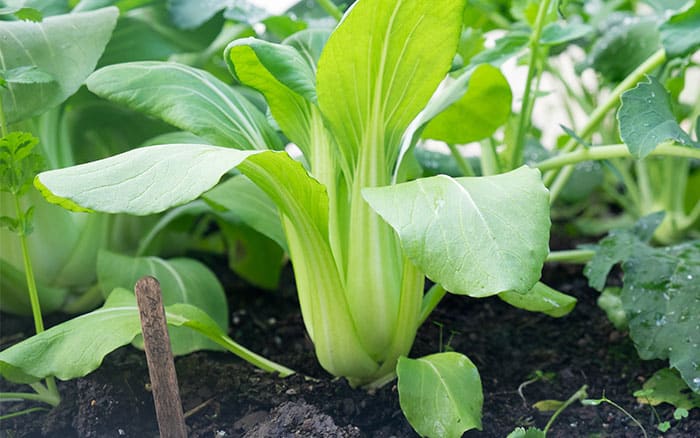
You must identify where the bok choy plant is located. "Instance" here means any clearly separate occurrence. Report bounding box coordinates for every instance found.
[20,0,561,434]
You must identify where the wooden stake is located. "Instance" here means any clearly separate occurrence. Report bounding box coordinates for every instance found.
[135,276,188,438]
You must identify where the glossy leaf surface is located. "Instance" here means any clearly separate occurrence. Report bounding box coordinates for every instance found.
[397,353,482,437]
[499,282,577,317]
[364,167,550,297]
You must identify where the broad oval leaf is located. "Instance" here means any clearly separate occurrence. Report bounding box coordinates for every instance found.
[363,166,550,297]
[316,0,466,168]
[0,288,292,384]
[499,282,576,317]
[397,352,483,438]
[34,144,261,215]
[618,76,697,159]
[0,7,119,123]
[97,250,229,355]
[86,62,281,150]
[422,64,512,145]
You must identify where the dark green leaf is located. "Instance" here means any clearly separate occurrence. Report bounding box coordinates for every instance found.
[660,3,700,58]
[587,16,660,82]
[219,221,284,290]
[397,353,482,437]
[618,76,697,158]
[584,212,664,291]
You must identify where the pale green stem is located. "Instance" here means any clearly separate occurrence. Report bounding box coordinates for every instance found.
[0,392,59,405]
[315,0,343,21]
[545,249,595,264]
[543,48,668,191]
[480,138,502,176]
[635,160,654,214]
[543,385,588,434]
[447,143,475,176]
[608,158,642,212]
[13,197,60,403]
[0,92,7,137]
[511,0,552,168]
[681,200,700,229]
[534,143,700,172]
[419,283,447,326]
[0,407,49,420]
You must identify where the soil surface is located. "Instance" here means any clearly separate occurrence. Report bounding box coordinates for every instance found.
[2,250,699,437]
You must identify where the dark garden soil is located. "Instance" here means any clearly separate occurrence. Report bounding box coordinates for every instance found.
[2,241,699,437]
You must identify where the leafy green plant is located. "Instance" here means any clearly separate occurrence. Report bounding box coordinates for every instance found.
[0,0,586,435]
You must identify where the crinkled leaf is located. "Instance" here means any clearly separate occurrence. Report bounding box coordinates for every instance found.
[0,7,118,123]
[87,62,280,150]
[634,368,700,409]
[499,282,576,317]
[587,16,660,82]
[584,212,664,291]
[397,352,482,437]
[97,250,228,355]
[660,3,700,58]
[540,21,592,45]
[621,241,700,393]
[618,76,697,158]
[204,174,287,252]
[364,166,550,297]
[422,64,512,144]
[316,0,466,170]
[0,288,290,384]
[585,215,700,393]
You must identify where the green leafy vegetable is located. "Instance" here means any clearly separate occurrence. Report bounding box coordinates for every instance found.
[0,7,119,123]
[0,288,292,384]
[618,76,698,159]
[97,250,229,355]
[585,215,700,393]
[397,353,483,437]
[634,368,700,409]
[499,282,577,317]
[660,3,700,58]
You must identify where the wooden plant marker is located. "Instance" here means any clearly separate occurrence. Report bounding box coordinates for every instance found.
[135,276,188,438]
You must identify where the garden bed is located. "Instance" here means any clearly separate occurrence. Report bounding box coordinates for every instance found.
[2,257,698,437]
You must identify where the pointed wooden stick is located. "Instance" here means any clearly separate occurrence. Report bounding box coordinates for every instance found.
[135,276,188,438]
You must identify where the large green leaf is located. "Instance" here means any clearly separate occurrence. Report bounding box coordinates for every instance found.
[34,144,260,215]
[363,166,550,297]
[585,215,700,393]
[204,174,288,252]
[618,76,697,159]
[97,250,229,355]
[0,7,119,123]
[316,0,466,170]
[397,352,482,437]
[422,64,512,145]
[225,36,319,156]
[660,2,700,58]
[86,62,281,150]
[0,288,292,384]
